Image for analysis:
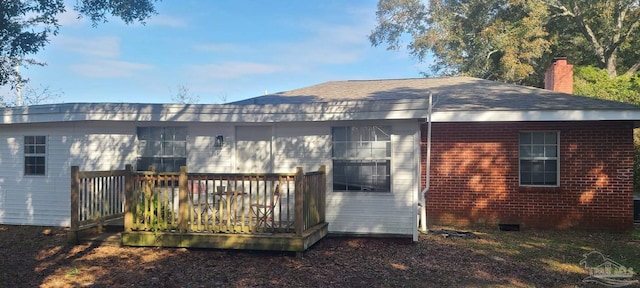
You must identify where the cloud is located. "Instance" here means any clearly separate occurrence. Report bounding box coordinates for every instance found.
[56,36,120,58]
[147,15,188,27]
[70,60,153,78]
[189,11,373,78]
[279,7,376,66]
[57,8,85,26]
[188,62,283,79]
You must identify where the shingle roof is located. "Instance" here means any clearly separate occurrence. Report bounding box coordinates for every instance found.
[232,77,640,111]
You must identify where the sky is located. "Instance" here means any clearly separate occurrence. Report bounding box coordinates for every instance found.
[13,0,429,104]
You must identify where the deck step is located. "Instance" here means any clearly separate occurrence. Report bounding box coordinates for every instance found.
[79,232,122,246]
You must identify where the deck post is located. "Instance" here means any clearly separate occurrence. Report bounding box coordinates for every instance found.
[178,166,188,233]
[294,167,304,236]
[123,164,134,232]
[319,165,327,223]
[69,166,80,243]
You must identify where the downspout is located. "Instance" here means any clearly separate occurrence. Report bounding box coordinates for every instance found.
[419,92,432,233]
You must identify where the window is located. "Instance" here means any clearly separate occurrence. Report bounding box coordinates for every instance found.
[332,126,391,192]
[136,127,187,172]
[24,136,46,175]
[519,131,559,186]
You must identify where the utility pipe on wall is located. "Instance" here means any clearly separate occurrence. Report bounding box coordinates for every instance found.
[419,92,432,233]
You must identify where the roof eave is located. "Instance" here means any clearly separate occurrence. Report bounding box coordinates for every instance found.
[431,109,640,122]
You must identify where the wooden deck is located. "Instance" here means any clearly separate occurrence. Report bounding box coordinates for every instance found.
[69,166,328,253]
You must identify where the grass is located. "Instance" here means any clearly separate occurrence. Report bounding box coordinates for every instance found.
[429,226,640,280]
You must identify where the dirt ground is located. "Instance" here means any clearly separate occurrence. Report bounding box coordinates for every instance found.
[1,225,638,287]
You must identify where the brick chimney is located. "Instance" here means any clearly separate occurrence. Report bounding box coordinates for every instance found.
[544,57,573,94]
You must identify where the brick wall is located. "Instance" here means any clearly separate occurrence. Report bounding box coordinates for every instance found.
[544,58,574,94]
[422,121,634,231]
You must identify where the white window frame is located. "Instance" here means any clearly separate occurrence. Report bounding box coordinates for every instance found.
[24,135,47,176]
[331,126,392,192]
[519,131,560,186]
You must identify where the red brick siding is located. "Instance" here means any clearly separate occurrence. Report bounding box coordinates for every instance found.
[422,121,634,231]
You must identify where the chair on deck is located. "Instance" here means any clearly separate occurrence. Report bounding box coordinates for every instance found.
[251,184,280,228]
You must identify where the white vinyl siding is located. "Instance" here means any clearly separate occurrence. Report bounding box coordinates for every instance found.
[273,120,419,236]
[186,123,235,173]
[0,122,136,226]
[0,120,420,238]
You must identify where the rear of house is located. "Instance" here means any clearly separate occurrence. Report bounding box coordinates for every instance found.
[0,101,423,239]
[1,74,639,238]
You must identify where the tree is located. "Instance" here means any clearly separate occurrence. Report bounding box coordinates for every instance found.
[170,85,199,104]
[0,84,62,107]
[370,0,640,84]
[573,66,640,105]
[0,0,160,88]
[546,0,640,77]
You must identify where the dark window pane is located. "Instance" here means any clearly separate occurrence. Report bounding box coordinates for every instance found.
[544,132,557,144]
[545,172,557,185]
[519,133,531,144]
[520,160,531,173]
[136,157,153,171]
[35,146,46,154]
[374,126,391,141]
[174,142,186,157]
[25,156,45,175]
[532,146,544,157]
[175,128,187,141]
[532,132,545,144]
[333,143,347,158]
[531,172,545,185]
[546,160,558,172]
[163,141,174,155]
[332,160,390,192]
[332,127,346,141]
[545,145,557,157]
[520,172,532,185]
[519,145,531,157]
[531,161,544,173]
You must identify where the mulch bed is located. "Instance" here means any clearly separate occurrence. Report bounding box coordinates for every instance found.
[0,225,602,287]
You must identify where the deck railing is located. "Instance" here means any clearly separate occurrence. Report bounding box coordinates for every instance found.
[70,165,130,233]
[71,165,326,238]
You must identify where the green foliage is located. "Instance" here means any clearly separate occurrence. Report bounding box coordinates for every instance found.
[137,192,174,232]
[64,267,79,279]
[574,66,640,105]
[370,0,640,84]
[0,0,160,88]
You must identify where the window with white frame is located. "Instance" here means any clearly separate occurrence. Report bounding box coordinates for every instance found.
[24,136,46,176]
[332,126,391,192]
[136,127,187,172]
[519,131,559,186]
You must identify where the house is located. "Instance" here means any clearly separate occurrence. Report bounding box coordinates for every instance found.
[1,59,638,242]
